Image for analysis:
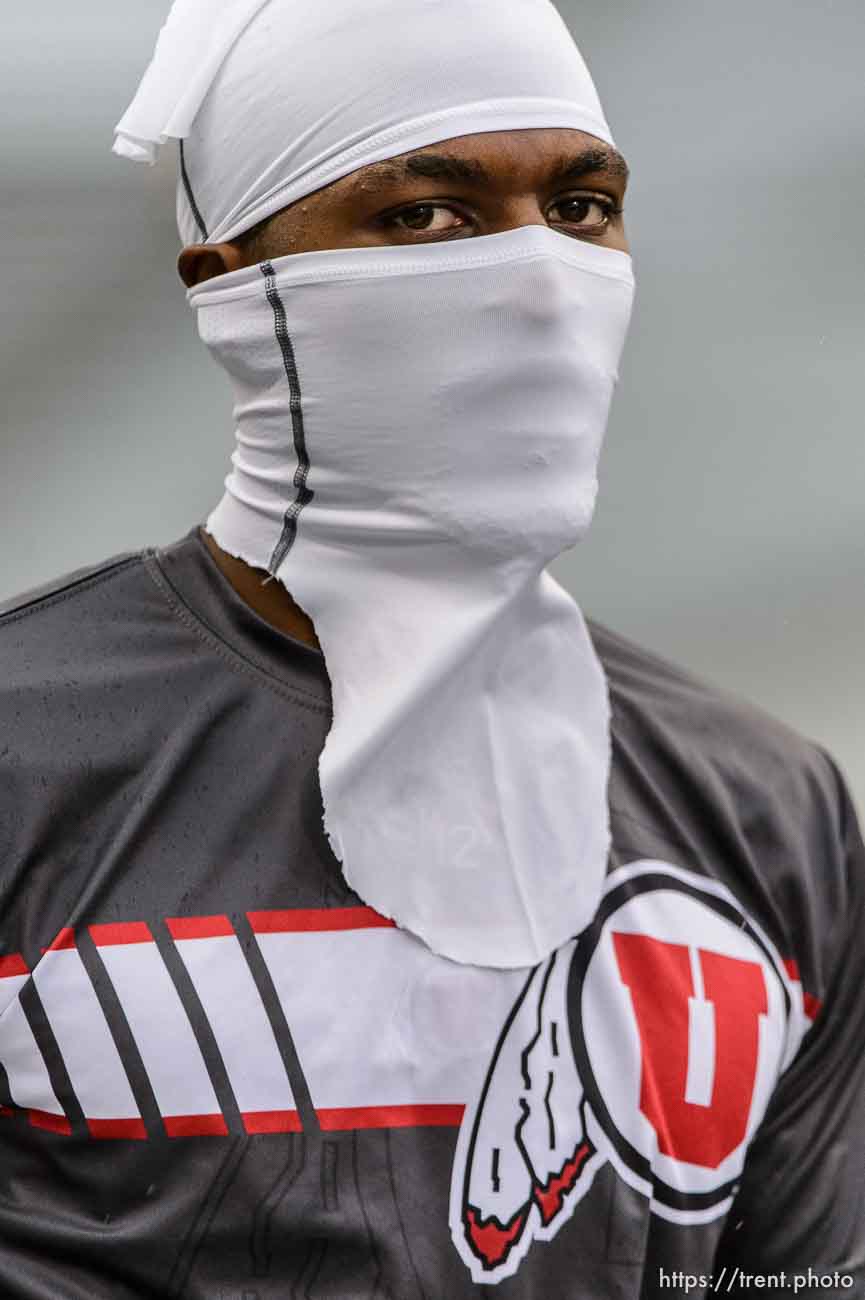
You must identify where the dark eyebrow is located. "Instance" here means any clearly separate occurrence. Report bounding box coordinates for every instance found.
[548,146,630,186]
[403,154,492,183]
[346,144,629,193]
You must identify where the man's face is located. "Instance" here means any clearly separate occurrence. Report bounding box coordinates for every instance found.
[179,127,629,285]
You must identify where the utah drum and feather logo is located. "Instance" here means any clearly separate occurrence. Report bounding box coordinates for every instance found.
[449,860,817,1285]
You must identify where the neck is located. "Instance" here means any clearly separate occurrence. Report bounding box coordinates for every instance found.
[201,529,321,651]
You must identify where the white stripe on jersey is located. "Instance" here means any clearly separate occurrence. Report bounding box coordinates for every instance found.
[0,962,65,1126]
[91,923,226,1137]
[167,917,298,1133]
[33,936,143,1138]
[250,908,522,1129]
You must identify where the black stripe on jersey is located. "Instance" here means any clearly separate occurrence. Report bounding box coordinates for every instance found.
[18,979,85,1136]
[232,910,320,1135]
[77,928,163,1138]
[0,1061,13,1112]
[152,924,244,1135]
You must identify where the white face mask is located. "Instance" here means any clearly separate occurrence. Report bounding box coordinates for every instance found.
[191,223,635,968]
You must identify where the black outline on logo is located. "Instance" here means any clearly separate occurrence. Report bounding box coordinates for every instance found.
[566,870,791,1214]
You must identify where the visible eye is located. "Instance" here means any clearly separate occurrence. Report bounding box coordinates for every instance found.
[548,194,621,233]
[388,204,467,234]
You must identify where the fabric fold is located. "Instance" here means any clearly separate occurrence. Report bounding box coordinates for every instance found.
[113,0,271,165]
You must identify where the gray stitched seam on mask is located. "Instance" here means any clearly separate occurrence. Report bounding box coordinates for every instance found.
[179,139,209,242]
[260,261,315,574]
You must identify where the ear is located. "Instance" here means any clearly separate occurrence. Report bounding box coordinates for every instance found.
[177,242,245,288]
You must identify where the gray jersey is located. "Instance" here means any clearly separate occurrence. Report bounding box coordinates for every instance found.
[0,528,862,1299]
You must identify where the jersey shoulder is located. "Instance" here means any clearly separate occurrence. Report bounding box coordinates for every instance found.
[0,549,142,622]
[0,547,160,695]
[589,620,859,976]
[588,616,849,888]
[590,617,828,778]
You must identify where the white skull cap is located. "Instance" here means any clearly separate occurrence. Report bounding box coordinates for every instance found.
[114,0,615,245]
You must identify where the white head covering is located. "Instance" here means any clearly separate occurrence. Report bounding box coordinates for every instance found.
[114,0,616,245]
[115,0,634,969]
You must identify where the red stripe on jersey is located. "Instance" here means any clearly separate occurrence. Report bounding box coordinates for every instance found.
[316,1104,464,1131]
[0,953,29,978]
[783,957,800,982]
[803,992,822,1021]
[89,922,153,947]
[42,928,76,953]
[163,1113,230,1138]
[241,1109,303,1135]
[247,907,396,934]
[28,1109,72,1136]
[87,1117,148,1140]
[165,916,235,941]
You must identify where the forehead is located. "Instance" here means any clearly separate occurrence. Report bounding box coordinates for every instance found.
[342,128,629,192]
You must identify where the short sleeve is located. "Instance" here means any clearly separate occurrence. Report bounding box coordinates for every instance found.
[713,753,865,1296]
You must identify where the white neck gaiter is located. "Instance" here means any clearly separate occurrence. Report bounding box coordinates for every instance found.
[190,225,634,967]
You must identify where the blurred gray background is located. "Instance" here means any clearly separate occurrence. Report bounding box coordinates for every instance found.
[2,2,863,805]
